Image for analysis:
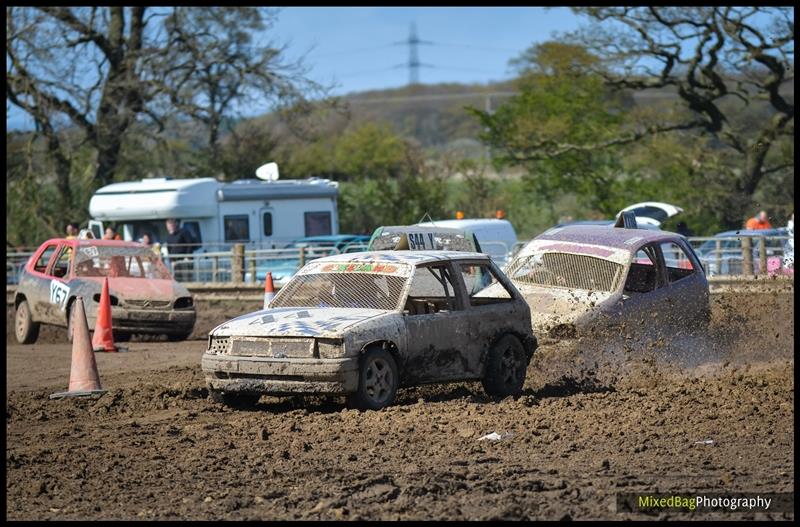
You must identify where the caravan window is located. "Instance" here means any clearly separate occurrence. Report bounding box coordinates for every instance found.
[305,211,332,237]
[263,212,273,237]
[224,215,250,242]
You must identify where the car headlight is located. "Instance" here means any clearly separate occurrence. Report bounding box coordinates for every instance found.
[316,338,344,359]
[174,296,194,309]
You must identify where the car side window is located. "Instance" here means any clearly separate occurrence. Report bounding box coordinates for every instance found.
[404,264,459,315]
[51,246,73,279]
[33,244,59,275]
[624,245,661,294]
[660,242,695,283]
[459,263,513,306]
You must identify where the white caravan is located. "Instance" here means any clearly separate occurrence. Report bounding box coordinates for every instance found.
[88,164,339,251]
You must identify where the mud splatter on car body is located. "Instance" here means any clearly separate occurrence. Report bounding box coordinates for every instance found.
[501,225,710,338]
[203,250,536,407]
[14,239,196,342]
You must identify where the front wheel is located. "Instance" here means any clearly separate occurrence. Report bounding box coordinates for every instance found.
[15,300,40,344]
[348,348,399,410]
[482,334,528,397]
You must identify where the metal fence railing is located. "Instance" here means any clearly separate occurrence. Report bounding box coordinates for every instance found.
[6,235,794,285]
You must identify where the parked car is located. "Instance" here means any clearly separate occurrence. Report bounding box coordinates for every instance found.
[499,224,710,338]
[249,235,371,286]
[415,218,518,266]
[555,202,683,232]
[203,250,537,410]
[14,239,196,344]
[695,228,789,276]
[617,201,683,229]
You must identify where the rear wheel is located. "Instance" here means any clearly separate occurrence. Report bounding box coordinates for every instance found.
[209,390,260,408]
[482,334,528,397]
[15,300,40,345]
[348,348,399,410]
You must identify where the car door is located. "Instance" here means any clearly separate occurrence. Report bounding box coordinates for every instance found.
[617,243,673,328]
[40,243,74,325]
[401,262,476,384]
[659,240,709,324]
[21,242,63,323]
[456,260,526,372]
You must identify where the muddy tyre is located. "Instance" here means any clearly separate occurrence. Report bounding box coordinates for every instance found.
[349,348,399,410]
[209,390,260,408]
[482,334,527,397]
[15,300,40,345]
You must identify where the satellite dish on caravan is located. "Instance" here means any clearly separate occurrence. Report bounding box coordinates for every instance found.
[255,162,280,181]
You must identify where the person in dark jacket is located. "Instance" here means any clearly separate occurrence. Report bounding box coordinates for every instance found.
[164,218,195,280]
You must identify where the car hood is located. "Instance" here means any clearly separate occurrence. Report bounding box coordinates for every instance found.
[78,277,189,301]
[513,282,617,331]
[211,307,392,338]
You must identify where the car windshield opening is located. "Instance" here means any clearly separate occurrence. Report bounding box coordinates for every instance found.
[271,272,407,310]
[74,246,173,280]
[507,252,623,293]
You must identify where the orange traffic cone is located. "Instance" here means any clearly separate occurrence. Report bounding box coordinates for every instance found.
[92,277,121,352]
[50,297,107,399]
[264,272,275,309]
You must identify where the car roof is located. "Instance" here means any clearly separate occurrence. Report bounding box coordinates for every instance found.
[294,234,368,242]
[375,225,473,235]
[313,249,489,265]
[41,238,146,248]
[536,225,680,251]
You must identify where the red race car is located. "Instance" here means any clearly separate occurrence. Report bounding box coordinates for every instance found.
[13,239,196,344]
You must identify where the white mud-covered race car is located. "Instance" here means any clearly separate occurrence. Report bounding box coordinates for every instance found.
[203,251,537,410]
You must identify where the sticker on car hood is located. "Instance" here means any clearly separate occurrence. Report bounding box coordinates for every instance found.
[212,307,390,337]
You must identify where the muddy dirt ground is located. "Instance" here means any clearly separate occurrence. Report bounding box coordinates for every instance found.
[5,291,795,520]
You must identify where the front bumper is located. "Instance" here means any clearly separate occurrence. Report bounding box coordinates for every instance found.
[93,308,196,335]
[202,353,359,395]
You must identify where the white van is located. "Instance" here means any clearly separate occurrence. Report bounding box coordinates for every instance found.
[88,174,339,251]
[416,218,518,266]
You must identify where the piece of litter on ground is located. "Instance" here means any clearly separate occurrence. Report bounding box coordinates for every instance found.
[694,439,715,445]
[478,432,513,441]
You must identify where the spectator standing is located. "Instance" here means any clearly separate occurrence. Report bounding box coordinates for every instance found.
[65,222,79,239]
[165,218,194,281]
[140,233,161,257]
[745,210,772,230]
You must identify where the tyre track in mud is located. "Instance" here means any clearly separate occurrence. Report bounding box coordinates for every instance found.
[5,290,795,520]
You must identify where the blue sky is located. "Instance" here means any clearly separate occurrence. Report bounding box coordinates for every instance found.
[275,7,582,94]
[6,7,583,130]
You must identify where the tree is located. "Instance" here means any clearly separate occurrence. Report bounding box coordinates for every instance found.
[471,42,633,216]
[6,7,319,214]
[158,8,321,173]
[568,7,794,227]
[280,122,447,233]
